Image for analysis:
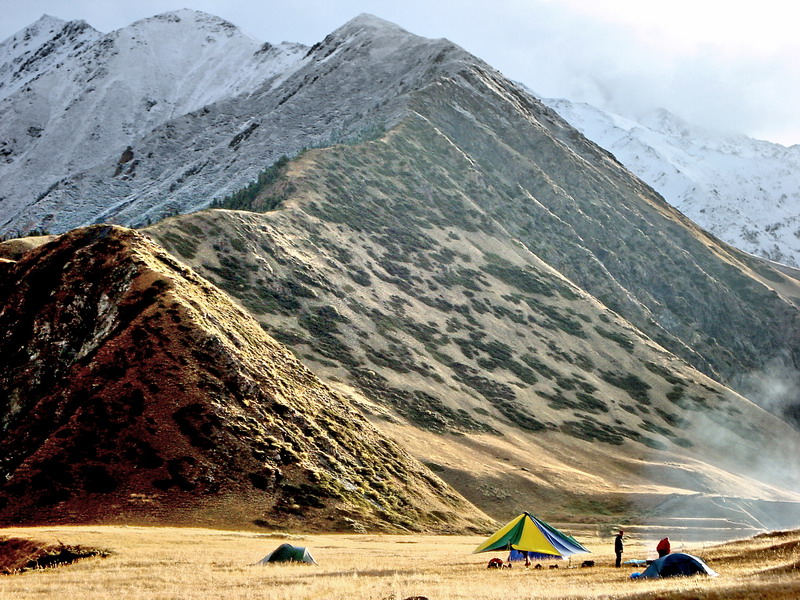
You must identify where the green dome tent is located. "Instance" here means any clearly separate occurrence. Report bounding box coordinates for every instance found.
[474,512,590,560]
[257,543,317,565]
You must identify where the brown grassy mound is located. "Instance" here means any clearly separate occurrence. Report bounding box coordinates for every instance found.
[0,235,52,260]
[0,225,490,533]
[0,536,109,574]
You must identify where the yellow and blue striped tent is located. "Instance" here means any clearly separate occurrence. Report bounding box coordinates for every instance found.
[474,512,590,559]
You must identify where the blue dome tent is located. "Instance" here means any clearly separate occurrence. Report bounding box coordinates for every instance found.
[637,552,717,579]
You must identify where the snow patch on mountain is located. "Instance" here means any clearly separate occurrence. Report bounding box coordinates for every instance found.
[543,98,800,267]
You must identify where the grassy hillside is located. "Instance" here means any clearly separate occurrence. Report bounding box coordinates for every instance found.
[5,23,800,530]
[0,226,489,532]
[147,109,800,525]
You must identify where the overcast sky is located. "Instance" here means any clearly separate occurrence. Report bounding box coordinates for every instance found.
[2,0,798,146]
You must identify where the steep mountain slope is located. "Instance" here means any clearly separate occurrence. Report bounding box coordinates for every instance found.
[5,12,799,276]
[0,225,489,532]
[146,126,800,529]
[4,9,797,411]
[4,11,797,420]
[403,77,800,415]
[0,10,307,235]
[544,98,800,267]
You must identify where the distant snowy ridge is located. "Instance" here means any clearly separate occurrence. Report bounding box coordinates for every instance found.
[542,98,800,267]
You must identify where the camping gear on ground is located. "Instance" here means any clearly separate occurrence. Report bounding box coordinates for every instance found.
[474,512,590,560]
[257,543,317,565]
[487,557,504,568]
[637,552,717,578]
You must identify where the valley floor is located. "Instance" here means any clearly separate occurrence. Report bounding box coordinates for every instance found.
[0,525,798,599]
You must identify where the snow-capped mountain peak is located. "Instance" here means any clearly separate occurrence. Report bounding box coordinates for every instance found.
[0,15,101,101]
[0,9,309,235]
[2,9,799,271]
[124,9,245,41]
[543,97,800,267]
[2,14,70,53]
[327,13,415,40]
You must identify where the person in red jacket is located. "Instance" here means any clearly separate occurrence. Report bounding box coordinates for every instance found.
[656,537,671,557]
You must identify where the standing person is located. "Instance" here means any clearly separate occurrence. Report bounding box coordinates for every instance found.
[614,530,624,567]
[656,537,671,557]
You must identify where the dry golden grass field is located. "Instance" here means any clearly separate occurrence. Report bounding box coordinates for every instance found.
[1,525,799,599]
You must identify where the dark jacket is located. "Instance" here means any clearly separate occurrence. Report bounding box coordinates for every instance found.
[615,534,624,553]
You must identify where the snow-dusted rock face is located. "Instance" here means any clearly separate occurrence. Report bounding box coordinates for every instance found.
[0,15,102,102]
[543,99,800,267]
[0,9,308,235]
[0,11,472,236]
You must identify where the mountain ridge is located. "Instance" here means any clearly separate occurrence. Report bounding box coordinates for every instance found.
[146,134,800,527]
[0,9,310,235]
[0,15,100,102]
[3,9,798,274]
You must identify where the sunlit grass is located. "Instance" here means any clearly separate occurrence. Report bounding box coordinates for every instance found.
[0,526,798,599]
